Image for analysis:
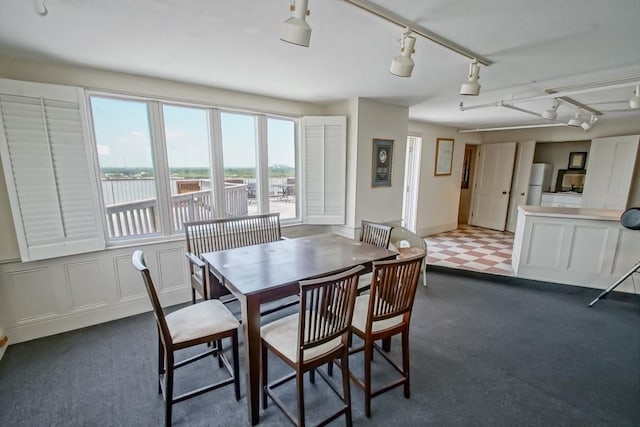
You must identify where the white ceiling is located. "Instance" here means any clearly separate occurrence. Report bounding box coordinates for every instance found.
[1,0,640,130]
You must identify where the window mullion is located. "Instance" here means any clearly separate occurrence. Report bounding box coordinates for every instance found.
[149,101,173,235]
[256,115,269,212]
[209,109,225,218]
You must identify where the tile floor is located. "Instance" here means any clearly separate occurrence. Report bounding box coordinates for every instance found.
[424,224,515,276]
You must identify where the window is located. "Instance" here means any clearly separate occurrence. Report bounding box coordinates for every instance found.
[91,97,158,239]
[267,117,297,220]
[88,94,302,241]
[163,104,214,232]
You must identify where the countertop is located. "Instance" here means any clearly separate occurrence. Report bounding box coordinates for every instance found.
[542,191,583,197]
[518,205,623,221]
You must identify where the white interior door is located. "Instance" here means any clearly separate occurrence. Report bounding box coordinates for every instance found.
[581,135,639,210]
[402,135,422,232]
[506,140,536,232]
[470,142,517,231]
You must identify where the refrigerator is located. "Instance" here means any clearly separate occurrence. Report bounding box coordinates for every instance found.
[526,163,553,205]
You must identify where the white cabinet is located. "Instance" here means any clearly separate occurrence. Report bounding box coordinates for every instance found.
[581,135,639,209]
[541,193,582,208]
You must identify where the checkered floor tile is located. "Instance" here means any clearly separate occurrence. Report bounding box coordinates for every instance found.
[425,224,515,276]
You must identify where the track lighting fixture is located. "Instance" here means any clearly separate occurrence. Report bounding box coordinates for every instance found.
[568,109,583,127]
[460,59,481,96]
[541,99,562,120]
[580,114,599,132]
[390,31,416,77]
[630,86,640,109]
[281,0,311,47]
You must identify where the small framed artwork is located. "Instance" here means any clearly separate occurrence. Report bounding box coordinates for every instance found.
[435,138,454,176]
[372,139,393,187]
[568,151,587,170]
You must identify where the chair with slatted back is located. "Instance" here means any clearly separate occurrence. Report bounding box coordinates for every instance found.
[357,220,393,293]
[347,253,425,417]
[261,265,364,427]
[132,250,241,426]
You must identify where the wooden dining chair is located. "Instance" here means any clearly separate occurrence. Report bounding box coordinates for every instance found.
[261,265,364,427]
[132,250,241,427]
[347,253,425,417]
[357,220,393,293]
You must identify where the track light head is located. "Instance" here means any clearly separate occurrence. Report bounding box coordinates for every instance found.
[580,114,599,131]
[568,109,583,127]
[630,86,640,109]
[390,33,416,78]
[460,59,481,96]
[281,0,311,47]
[541,99,562,121]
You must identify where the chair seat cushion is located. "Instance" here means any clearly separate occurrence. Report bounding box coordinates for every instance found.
[357,272,372,290]
[166,299,239,344]
[261,313,342,363]
[351,294,403,335]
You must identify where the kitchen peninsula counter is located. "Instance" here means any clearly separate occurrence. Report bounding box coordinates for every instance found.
[512,206,639,294]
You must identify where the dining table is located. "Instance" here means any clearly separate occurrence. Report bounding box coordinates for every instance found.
[201,233,397,425]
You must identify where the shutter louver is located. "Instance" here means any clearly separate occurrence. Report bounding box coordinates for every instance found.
[302,116,346,224]
[0,80,105,261]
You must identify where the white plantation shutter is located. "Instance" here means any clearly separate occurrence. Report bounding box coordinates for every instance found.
[302,116,346,224]
[0,79,105,261]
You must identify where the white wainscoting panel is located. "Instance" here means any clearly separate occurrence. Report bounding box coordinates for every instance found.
[526,222,564,268]
[567,225,610,273]
[156,248,187,293]
[114,254,146,303]
[8,266,59,323]
[0,240,192,344]
[65,260,108,312]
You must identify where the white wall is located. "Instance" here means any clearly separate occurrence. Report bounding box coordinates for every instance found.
[409,121,482,236]
[354,99,409,228]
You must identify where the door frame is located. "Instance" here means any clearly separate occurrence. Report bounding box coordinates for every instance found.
[402,134,422,232]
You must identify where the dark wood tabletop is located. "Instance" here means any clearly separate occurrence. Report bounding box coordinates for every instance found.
[203,233,396,296]
[201,233,397,425]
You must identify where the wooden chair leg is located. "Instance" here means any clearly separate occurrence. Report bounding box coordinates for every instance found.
[232,332,240,401]
[402,330,410,398]
[309,369,315,384]
[364,341,373,418]
[261,343,268,410]
[296,369,305,427]
[217,339,224,368]
[158,334,164,394]
[341,352,353,427]
[191,287,196,304]
[165,352,174,427]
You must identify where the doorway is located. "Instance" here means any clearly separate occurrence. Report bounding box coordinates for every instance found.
[402,135,422,232]
[458,144,476,224]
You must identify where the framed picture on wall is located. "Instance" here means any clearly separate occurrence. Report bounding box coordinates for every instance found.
[435,138,454,176]
[568,151,587,169]
[372,139,393,187]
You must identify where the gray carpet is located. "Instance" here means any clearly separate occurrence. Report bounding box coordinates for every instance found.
[0,269,638,426]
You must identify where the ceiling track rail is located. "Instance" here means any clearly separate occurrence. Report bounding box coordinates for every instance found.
[342,0,493,66]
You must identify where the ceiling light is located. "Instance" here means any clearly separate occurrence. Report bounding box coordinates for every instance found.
[389,32,416,78]
[460,59,481,96]
[580,114,599,132]
[281,0,311,47]
[568,109,583,127]
[630,86,640,109]
[541,99,562,120]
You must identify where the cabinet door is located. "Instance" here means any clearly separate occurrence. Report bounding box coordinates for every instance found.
[506,140,536,232]
[581,135,639,210]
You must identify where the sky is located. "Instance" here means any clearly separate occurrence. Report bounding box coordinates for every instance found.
[91,96,295,169]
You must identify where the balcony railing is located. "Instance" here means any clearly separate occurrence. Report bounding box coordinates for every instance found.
[105,184,248,238]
